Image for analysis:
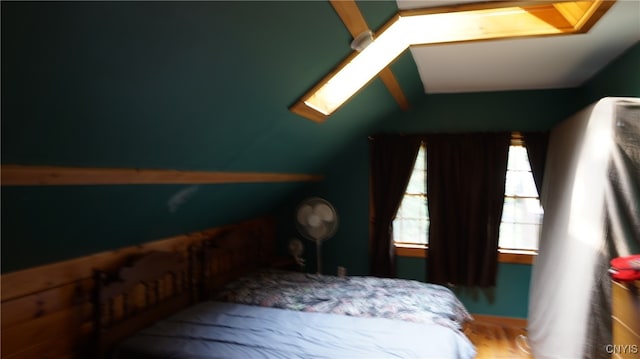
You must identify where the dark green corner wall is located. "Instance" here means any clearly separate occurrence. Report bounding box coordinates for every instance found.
[1,0,638,318]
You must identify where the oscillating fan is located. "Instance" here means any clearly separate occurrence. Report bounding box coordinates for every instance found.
[295,197,338,274]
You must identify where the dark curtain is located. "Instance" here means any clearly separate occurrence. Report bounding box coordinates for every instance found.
[426,133,511,287]
[522,131,550,197]
[369,134,422,277]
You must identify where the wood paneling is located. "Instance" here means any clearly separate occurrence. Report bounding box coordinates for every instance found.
[1,165,324,186]
[1,227,228,301]
[1,278,93,329]
[0,217,276,359]
[3,323,92,359]
[1,304,92,357]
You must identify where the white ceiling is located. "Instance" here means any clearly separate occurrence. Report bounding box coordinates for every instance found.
[396,0,640,94]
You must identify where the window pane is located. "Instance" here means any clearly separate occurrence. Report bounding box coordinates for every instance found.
[499,223,540,250]
[499,144,543,251]
[505,170,539,197]
[395,196,429,244]
[405,146,426,194]
[393,218,429,245]
[507,146,532,171]
[393,144,429,245]
[396,195,427,219]
[406,169,425,194]
[414,145,426,171]
[501,197,543,224]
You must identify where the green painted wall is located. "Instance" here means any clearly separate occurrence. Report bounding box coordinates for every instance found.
[397,257,532,318]
[0,1,401,273]
[2,183,309,271]
[579,43,640,104]
[0,0,637,324]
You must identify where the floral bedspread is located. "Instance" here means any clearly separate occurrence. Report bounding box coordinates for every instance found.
[215,269,472,331]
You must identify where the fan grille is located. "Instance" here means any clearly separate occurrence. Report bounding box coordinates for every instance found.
[295,197,338,242]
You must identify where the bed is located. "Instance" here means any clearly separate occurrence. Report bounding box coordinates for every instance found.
[214,269,472,331]
[94,225,476,358]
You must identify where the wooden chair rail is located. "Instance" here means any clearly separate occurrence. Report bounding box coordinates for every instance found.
[1,165,324,186]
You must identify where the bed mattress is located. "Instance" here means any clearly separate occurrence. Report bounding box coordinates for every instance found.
[113,301,476,359]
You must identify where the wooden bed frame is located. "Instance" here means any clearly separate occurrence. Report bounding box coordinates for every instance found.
[93,222,277,357]
[199,225,276,299]
[93,250,195,357]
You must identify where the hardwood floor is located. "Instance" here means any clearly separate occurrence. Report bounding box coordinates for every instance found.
[464,318,533,359]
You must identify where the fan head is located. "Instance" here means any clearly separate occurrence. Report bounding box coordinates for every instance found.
[295,197,338,242]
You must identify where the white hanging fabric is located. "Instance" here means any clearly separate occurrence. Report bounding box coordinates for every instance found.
[528,97,640,359]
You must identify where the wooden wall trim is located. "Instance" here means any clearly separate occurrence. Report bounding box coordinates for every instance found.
[395,245,536,265]
[1,165,324,186]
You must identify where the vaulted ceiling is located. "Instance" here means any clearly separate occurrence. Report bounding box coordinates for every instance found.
[401,0,640,94]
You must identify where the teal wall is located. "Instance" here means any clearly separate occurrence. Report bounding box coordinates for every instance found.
[579,43,640,104]
[0,1,401,273]
[2,183,307,271]
[397,257,532,318]
[1,0,638,321]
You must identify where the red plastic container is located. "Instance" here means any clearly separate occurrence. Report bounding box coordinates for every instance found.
[610,254,640,281]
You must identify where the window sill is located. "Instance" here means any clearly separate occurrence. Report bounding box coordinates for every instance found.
[395,245,537,265]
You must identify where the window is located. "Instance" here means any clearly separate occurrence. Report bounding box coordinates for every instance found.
[393,144,428,246]
[393,138,542,255]
[499,144,543,251]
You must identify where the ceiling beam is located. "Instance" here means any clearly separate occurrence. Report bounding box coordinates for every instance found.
[329,0,409,112]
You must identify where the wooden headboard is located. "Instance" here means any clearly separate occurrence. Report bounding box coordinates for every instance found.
[199,222,277,298]
[93,250,196,357]
[93,217,278,356]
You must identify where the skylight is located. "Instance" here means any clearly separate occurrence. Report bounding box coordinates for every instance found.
[290,0,613,122]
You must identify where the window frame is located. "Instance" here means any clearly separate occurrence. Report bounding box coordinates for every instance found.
[392,132,538,264]
[498,133,542,253]
[392,143,429,247]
